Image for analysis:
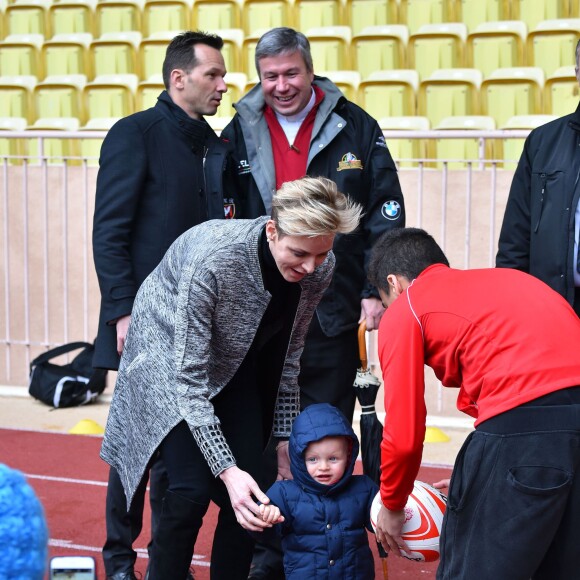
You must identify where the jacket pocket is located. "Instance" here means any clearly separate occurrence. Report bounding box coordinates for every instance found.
[531,171,562,233]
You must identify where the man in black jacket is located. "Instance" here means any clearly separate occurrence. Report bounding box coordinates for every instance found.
[496,39,580,317]
[93,31,236,580]
[221,27,405,579]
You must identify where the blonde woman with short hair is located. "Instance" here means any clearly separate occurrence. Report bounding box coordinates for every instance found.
[101,176,362,579]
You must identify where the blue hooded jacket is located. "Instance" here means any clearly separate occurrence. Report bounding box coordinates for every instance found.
[265,403,378,579]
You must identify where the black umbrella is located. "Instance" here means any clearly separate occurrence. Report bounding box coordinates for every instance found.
[353,321,388,578]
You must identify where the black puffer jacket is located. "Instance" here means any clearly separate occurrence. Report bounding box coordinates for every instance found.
[496,103,580,306]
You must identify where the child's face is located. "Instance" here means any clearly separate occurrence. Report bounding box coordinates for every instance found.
[304,436,349,485]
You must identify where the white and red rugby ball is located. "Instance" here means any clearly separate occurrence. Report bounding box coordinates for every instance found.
[370,480,447,562]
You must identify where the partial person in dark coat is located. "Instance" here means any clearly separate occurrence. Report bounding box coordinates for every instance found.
[256,403,378,580]
[92,30,236,580]
[100,177,363,579]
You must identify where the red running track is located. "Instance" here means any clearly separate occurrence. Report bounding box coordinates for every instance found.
[0,428,451,579]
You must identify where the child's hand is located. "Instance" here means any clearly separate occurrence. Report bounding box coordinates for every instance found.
[259,503,285,526]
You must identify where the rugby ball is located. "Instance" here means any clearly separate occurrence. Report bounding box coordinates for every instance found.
[370,480,447,562]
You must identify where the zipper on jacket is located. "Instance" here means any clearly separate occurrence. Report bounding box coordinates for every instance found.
[534,173,547,233]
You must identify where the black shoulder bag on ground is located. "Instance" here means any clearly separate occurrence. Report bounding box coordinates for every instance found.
[28,342,108,408]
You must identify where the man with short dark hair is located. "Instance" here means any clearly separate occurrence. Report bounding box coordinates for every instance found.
[93,30,236,580]
[369,227,580,580]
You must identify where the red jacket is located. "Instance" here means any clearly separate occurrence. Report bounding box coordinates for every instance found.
[378,264,580,510]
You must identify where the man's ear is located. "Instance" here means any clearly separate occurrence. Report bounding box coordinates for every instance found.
[170,69,186,90]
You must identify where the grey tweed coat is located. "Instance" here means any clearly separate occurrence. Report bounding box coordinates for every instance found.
[100,217,335,507]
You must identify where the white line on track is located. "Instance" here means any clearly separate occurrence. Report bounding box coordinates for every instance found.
[26,473,108,486]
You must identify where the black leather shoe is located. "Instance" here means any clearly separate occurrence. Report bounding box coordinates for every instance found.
[106,573,138,580]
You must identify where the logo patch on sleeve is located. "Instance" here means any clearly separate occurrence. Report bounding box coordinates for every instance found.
[237,159,251,175]
[337,152,363,171]
[223,198,236,219]
[381,200,401,220]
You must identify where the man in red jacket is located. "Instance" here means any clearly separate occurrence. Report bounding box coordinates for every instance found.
[368,228,580,580]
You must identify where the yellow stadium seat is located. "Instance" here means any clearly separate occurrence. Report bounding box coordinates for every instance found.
[408,23,467,82]
[241,30,265,76]
[480,66,544,128]
[498,113,557,169]
[399,0,453,35]
[352,25,408,79]
[294,0,343,31]
[41,33,93,79]
[242,0,292,36]
[135,72,163,110]
[466,21,526,79]
[508,0,564,32]
[527,19,580,79]
[218,71,246,117]
[0,75,37,122]
[0,116,27,164]
[378,115,430,167]
[0,33,44,78]
[83,73,137,121]
[244,75,260,93]
[454,0,507,34]
[358,69,419,119]
[33,74,87,123]
[305,26,352,70]
[79,116,119,165]
[544,65,578,116]
[193,0,241,31]
[142,0,191,38]
[95,0,143,36]
[216,28,244,73]
[26,116,81,164]
[345,0,398,36]
[48,1,95,37]
[138,31,174,82]
[434,115,495,169]
[418,68,482,128]
[5,1,48,36]
[206,115,233,134]
[320,70,360,101]
[90,31,141,77]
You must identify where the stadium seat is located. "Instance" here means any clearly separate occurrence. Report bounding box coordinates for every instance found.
[434,115,496,169]
[241,29,268,76]
[358,69,419,119]
[244,75,260,93]
[480,66,544,128]
[95,0,143,36]
[398,0,453,35]
[138,31,174,82]
[26,116,81,164]
[345,0,398,36]
[142,0,191,38]
[41,33,93,79]
[193,0,241,31]
[48,1,95,37]
[352,25,408,79]
[305,26,352,70]
[544,65,578,116]
[0,75,37,122]
[219,71,246,117]
[242,0,292,36]
[206,115,233,134]
[5,1,48,36]
[0,116,27,164]
[33,74,87,123]
[408,23,467,82]
[319,70,360,101]
[79,116,119,165]
[527,19,580,79]
[0,33,44,78]
[497,114,557,169]
[508,0,564,32]
[294,0,343,31]
[378,115,430,167]
[418,68,482,128]
[90,31,141,77]
[135,72,163,110]
[466,21,526,79]
[83,73,137,121]
[454,0,507,34]
[217,28,244,73]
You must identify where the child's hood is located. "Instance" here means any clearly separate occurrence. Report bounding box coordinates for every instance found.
[289,403,360,494]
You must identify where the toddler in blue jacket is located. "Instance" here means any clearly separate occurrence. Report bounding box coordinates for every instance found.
[258,403,378,579]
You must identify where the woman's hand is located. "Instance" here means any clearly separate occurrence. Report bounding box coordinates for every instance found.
[374,505,408,557]
[219,466,272,531]
[275,441,292,481]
